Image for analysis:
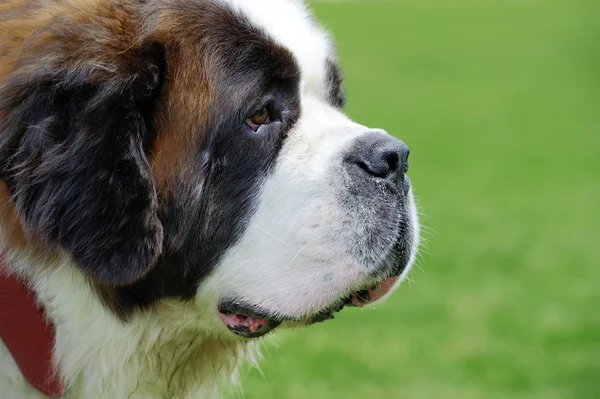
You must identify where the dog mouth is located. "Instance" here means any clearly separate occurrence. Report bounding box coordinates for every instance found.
[217,275,400,339]
[217,302,283,339]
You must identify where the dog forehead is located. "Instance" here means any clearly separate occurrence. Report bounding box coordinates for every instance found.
[221,0,332,95]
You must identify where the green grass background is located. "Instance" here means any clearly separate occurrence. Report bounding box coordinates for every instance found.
[240,1,599,398]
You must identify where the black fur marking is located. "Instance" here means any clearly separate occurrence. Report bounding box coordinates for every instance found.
[326,59,345,108]
[100,4,302,317]
[0,42,167,286]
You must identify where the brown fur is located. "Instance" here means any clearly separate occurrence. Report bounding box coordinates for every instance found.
[0,0,213,250]
[0,182,27,253]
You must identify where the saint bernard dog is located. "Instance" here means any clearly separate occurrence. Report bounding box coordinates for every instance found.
[0,0,420,397]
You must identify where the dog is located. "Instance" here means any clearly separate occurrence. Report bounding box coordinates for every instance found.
[0,0,420,397]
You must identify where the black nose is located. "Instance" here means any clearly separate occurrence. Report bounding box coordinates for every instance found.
[352,133,409,179]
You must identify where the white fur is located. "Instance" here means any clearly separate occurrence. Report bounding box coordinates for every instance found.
[0,340,49,399]
[0,246,261,399]
[0,0,420,398]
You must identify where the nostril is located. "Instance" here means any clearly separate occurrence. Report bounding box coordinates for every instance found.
[385,151,400,175]
[357,159,389,178]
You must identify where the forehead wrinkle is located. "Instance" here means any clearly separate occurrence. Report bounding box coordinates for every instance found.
[219,0,333,98]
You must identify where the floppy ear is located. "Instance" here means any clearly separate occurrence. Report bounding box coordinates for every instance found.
[0,32,166,286]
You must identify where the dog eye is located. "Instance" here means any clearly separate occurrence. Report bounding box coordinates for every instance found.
[245,107,271,132]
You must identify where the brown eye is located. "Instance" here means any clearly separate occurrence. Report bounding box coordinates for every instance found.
[246,107,271,131]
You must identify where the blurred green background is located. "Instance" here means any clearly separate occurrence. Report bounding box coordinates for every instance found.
[241,0,599,398]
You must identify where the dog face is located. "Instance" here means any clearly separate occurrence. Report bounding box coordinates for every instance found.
[0,0,419,339]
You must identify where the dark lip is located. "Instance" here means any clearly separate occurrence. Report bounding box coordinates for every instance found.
[304,295,355,324]
[218,301,284,338]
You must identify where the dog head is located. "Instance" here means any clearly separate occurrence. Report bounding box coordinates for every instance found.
[0,0,420,339]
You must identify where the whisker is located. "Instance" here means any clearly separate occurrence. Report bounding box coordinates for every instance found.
[286,248,302,268]
[256,225,292,246]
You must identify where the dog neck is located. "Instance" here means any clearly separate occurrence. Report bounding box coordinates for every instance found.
[0,184,257,399]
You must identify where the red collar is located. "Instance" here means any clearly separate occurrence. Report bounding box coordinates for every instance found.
[0,258,64,398]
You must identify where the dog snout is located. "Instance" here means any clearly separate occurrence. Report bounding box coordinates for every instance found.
[345,131,410,190]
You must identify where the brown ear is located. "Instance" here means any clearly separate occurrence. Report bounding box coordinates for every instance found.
[0,13,166,286]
